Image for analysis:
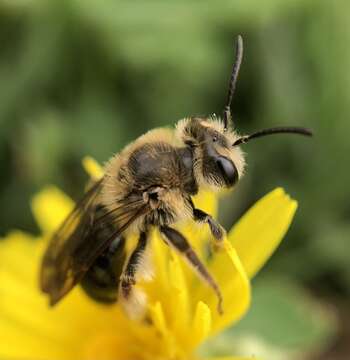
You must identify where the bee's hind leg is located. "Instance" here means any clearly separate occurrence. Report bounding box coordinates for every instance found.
[160,225,223,314]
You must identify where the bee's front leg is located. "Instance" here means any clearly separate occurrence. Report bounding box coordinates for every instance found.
[193,208,226,242]
[188,198,226,242]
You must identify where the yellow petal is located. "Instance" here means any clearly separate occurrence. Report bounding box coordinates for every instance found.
[148,301,177,358]
[0,231,40,278]
[190,239,251,338]
[149,301,168,338]
[0,234,73,358]
[228,188,297,279]
[206,357,260,360]
[192,190,218,218]
[145,229,171,302]
[168,255,190,331]
[82,156,104,180]
[0,230,135,359]
[208,241,251,335]
[82,332,140,360]
[190,301,211,346]
[31,186,74,234]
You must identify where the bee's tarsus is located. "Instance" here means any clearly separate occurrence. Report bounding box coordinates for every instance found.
[217,298,224,315]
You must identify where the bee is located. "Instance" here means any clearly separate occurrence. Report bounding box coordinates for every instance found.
[40,35,312,315]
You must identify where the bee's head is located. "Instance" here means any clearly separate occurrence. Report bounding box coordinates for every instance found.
[176,116,245,189]
[176,35,312,191]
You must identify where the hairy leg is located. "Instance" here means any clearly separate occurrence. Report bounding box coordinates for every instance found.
[160,225,223,314]
[120,231,148,300]
[188,197,226,242]
[193,208,226,241]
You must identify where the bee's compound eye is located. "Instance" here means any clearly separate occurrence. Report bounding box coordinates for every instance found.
[216,156,238,187]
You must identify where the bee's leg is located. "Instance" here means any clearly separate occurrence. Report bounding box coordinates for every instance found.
[188,197,225,242]
[160,225,223,314]
[120,231,149,300]
[193,208,226,242]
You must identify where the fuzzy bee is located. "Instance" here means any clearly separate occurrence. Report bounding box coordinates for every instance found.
[40,35,312,314]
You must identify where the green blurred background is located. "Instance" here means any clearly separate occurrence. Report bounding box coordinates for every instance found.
[0,0,349,359]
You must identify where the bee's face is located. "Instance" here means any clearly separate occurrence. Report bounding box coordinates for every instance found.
[176,117,245,189]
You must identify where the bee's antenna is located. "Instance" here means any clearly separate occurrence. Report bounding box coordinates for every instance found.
[233,126,313,146]
[223,35,244,131]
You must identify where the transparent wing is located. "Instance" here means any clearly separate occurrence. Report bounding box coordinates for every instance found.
[40,179,148,305]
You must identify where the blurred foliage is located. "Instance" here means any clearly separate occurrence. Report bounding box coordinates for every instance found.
[199,276,336,359]
[0,0,349,358]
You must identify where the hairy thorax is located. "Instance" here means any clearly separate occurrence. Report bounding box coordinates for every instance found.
[100,128,196,235]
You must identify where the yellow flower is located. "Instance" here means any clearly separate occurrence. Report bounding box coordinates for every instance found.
[0,157,297,360]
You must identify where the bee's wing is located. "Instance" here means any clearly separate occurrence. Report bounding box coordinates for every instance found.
[40,179,148,306]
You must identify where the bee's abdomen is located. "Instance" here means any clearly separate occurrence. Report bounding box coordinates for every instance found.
[80,205,126,303]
